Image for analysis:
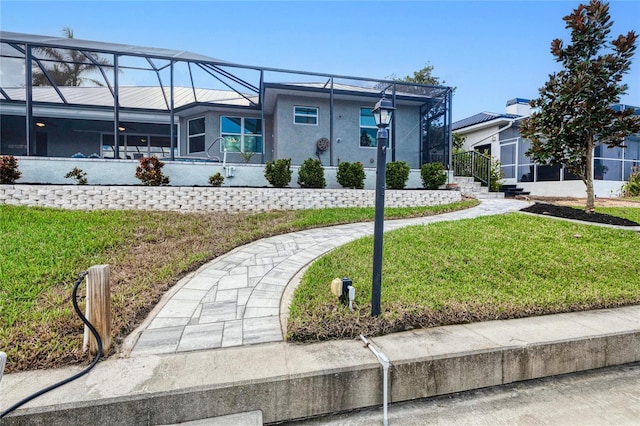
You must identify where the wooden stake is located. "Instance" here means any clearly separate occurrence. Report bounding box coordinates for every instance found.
[87,265,111,356]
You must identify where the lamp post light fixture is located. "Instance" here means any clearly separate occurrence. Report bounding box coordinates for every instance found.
[371,95,394,317]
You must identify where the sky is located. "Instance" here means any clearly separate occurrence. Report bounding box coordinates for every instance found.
[1,0,639,122]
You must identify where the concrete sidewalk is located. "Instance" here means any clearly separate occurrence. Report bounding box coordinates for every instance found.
[2,198,639,425]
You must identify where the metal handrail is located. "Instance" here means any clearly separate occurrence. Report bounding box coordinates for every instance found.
[206,137,224,162]
[452,150,491,189]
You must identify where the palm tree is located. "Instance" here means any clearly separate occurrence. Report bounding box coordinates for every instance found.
[32,27,112,87]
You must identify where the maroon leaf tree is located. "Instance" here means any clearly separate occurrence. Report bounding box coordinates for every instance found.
[520,0,640,213]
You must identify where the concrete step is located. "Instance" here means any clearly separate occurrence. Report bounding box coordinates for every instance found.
[476,191,505,199]
[2,306,639,425]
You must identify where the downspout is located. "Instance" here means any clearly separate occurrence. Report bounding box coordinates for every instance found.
[469,115,529,149]
[360,335,390,426]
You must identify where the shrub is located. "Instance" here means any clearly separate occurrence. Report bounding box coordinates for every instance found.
[337,161,365,189]
[208,172,224,187]
[135,156,170,186]
[489,156,503,192]
[421,162,447,189]
[622,170,640,197]
[297,158,326,188]
[386,161,410,189]
[64,167,88,185]
[0,155,22,184]
[264,158,292,188]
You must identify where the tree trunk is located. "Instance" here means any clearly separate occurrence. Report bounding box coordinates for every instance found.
[585,137,595,214]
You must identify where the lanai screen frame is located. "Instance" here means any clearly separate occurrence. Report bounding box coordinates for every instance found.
[0,31,452,166]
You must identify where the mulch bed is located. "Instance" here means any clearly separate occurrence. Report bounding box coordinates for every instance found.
[521,203,640,227]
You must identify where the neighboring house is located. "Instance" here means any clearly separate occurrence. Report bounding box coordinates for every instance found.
[453,98,640,197]
[0,31,453,171]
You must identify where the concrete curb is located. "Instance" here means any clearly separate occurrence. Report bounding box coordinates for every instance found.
[2,305,638,425]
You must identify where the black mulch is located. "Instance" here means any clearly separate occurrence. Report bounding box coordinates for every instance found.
[521,202,640,227]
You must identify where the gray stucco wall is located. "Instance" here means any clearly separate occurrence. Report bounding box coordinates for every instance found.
[179,111,267,164]
[274,96,332,165]
[273,96,423,168]
[3,95,428,169]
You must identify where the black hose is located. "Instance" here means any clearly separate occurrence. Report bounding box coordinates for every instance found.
[1,271,103,418]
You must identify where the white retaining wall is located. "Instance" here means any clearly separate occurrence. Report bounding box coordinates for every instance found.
[517,180,627,198]
[11,156,454,190]
[0,185,462,213]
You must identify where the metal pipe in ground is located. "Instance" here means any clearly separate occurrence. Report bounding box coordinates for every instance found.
[360,335,390,426]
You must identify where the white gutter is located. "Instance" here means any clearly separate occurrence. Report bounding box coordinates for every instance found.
[470,115,530,149]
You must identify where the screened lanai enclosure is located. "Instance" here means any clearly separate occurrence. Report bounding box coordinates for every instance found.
[0,31,453,169]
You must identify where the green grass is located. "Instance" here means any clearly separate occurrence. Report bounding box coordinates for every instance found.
[285,201,480,228]
[0,207,132,328]
[288,211,640,341]
[595,206,640,223]
[0,199,478,372]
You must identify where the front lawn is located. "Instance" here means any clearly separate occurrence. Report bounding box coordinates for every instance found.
[287,211,640,341]
[595,206,640,223]
[0,199,477,373]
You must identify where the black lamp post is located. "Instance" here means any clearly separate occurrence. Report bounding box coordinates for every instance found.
[371,95,395,317]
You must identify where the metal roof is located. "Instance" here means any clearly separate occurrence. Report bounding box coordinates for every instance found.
[452,112,521,131]
[0,31,229,64]
[1,86,257,110]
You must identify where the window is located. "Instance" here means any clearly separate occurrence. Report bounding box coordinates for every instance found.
[188,117,205,153]
[359,107,378,148]
[221,116,262,153]
[294,106,318,125]
[499,138,517,179]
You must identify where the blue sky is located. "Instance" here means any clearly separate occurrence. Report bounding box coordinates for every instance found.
[1,0,639,121]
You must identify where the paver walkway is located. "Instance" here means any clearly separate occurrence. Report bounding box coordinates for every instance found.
[130,199,528,355]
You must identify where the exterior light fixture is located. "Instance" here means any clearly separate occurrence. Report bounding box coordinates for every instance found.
[370,94,395,317]
[35,121,45,128]
[372,96,394,128]
[118,126,125,132]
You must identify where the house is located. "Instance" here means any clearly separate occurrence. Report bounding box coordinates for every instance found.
[0,31,453,184]
[453,99,640,197]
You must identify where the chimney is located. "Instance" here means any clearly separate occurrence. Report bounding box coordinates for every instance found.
[506,98,531,116]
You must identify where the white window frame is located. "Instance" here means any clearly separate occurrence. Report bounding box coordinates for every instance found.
[220,116,263,153]
[293,106,318,126]
[188,116,206,154]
